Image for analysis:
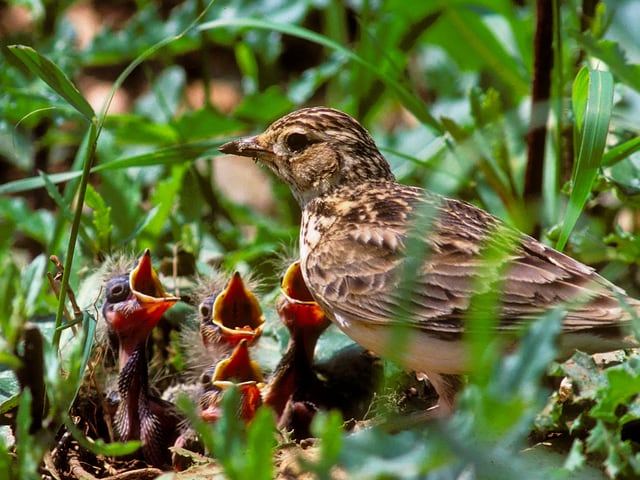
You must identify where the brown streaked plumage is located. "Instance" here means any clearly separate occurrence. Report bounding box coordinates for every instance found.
[219,106,640,414]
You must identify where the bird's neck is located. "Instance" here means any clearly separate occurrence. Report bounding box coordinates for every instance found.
[117,342,149,441]
[296,175,396,210]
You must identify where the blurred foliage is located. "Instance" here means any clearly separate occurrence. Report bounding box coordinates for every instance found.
[1,0,640,478]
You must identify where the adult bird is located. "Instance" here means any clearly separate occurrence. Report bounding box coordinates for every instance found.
[102,249,180,466]
[219,106,640,414]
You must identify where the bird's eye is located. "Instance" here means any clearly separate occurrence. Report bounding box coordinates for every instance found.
[106,278,129,303]
[199,303,211,320]
[285,132,312,153]
[200,372,212,385]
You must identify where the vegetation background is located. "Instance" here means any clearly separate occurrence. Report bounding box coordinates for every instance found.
[1,0,640,478]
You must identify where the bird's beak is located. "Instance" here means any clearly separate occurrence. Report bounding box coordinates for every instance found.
[262,261,329,417]
[218,135,265,157]
[204,272,265,346]
[211,338,264,383]
[278,261,329,334]
[280,261,316,304]
[108,249,179,369]
[130,248,180,321]
[199,338,264,423]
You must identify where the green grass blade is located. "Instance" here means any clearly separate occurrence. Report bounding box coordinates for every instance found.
[4,45,95,121]
[0,140,219,195]
[52,124,98,350]
[197,18,443,134]
[556,67,613,251]
[441,6,529,98]
[602,136,640,167]
[38,170,95,250]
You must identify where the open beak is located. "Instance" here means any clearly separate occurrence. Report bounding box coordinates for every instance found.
[104,249,179,369]
[218,136,265,158]
[278,261,330,336]
[199,339,264,424]
[211,338,264,384]
[130,248,180,322]
[202,272,265,346]
[281,261,315,303]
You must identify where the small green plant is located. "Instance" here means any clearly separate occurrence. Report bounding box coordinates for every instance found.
[1,0,639,478]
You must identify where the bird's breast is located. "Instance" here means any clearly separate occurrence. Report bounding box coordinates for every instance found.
[299,207,336,260]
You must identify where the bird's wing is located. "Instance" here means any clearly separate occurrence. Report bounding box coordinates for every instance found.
[304,186,637,337]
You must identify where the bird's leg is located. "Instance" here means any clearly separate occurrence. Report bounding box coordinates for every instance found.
[421,372,464,416]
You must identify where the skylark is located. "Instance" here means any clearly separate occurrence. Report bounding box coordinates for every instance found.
[219,106,639,413]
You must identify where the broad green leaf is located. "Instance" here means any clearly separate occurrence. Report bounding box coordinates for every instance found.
[0,196,56,247]
[339,428,443,477]
[104,115,180,145]
[141,164,188,240]
[134,66,186,122]
[563,439,586,472]
[232,86,294,123]
[15,389,35,475]
[589,360,640,422]
[605,155,640,198]
[426,5,530,98]
[21,254,47,318]
[4,46,95,121]
[560,351,607,401]
[118,205,160,247]
[306,411,344,479]
[175,108,247,141]
[572,32,640,92]
[585,420,627,478]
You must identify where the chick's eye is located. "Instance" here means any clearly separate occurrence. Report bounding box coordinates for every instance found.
[285,132,312,153]
[106,279,129,303]
[200,372,212,385]
[199,303,211,320]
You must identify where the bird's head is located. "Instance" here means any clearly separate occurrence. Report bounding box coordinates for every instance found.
[198,271,265,347]
[102,249,179,367]
[219,107,394,207]
[198,339,264,423]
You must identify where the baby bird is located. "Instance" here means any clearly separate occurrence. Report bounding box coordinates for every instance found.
[102,249,180,467]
